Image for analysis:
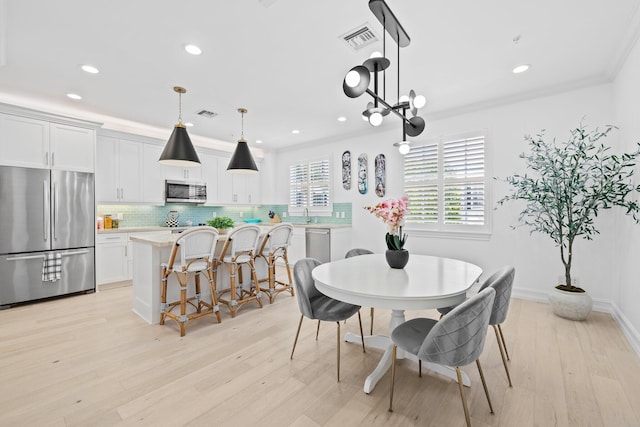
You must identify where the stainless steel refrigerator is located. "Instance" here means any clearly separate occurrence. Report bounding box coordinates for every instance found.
[0,165,95,306]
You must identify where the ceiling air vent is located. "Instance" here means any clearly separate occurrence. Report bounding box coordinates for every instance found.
[196,109,218,118]
[340,23,378,51]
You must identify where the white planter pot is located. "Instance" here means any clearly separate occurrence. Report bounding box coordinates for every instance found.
[548,287,593,320]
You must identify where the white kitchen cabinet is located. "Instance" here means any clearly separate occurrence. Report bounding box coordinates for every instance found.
[96,234,128,285]
[141,143,165,204]
[163,164,202,182]
[95,136,143,203]
[217,159,234,203]
[49,123,95,172]
[0,113,95,172]
[216,157,261,205]
[200,153,219,204]
[288,227,306,265]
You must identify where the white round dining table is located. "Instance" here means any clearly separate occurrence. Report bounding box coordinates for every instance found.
[312,253,482,394]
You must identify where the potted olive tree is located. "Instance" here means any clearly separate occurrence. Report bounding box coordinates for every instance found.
[498,123,640,320]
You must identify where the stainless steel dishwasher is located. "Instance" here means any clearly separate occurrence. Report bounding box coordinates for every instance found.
[305,228,331,263]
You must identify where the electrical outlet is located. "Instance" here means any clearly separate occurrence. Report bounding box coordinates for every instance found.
[212,211,217,218]
[340,212,346,218]
[239,211,244,218]
[116,213,124,220]
[282,212,287,218]
[335,211,340,218]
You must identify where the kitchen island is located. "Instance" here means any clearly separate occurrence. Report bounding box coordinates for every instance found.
[129,231,268,324]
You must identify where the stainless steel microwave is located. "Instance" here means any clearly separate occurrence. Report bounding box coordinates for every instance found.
[165,180,207,203]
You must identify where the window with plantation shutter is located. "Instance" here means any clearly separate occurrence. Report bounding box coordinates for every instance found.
[404,133,489,236]
[289,158,332,214]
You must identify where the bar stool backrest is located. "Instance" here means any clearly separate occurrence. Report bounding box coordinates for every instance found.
[221,225,261,259]
[171,226,219,271]
[258,223,293,256]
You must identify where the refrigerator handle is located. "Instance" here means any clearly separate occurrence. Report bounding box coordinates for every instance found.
[53,182,58,240]
[6,254,47,261]
[43,180,50,241]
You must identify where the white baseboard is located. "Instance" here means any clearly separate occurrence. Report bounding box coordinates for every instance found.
[511,288,640,358]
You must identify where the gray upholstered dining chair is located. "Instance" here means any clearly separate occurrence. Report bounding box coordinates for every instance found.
[290,258,366,382]
[438,266,516,386]
[344,248,375,334]
[389,287,496,427]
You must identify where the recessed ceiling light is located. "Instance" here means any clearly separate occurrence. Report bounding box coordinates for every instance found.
[81,64,99,74]
[255,140,263,144]
[292,129,300,134]
[184,122,194,127]
[66,93,82,100]
[337,116,347,122]
[513,64,530,74]
[184,44,202,55]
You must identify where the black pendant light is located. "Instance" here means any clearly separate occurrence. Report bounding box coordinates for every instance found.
[227,107,258,174]
[159,86,201,167]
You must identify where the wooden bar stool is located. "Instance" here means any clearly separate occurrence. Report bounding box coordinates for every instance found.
[215,225,264,318]
[256,223,294,303]
[160,227,221,337]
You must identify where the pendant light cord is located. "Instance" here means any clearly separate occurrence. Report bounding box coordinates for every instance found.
[178,91,183,125]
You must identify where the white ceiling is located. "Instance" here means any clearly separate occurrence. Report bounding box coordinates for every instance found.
[1,0,639,154]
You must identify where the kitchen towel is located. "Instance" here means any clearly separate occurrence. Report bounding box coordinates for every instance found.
[42,253,62,282]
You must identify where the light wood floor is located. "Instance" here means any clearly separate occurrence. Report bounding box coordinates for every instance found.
[1,279,639,427]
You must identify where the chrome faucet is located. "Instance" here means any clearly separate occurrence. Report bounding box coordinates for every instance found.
[304,207,311,224]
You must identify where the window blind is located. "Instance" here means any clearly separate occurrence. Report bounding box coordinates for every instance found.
[404,135,486,228]
[289,159,331,210]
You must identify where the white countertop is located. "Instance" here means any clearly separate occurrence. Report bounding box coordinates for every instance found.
[98,223,351,234]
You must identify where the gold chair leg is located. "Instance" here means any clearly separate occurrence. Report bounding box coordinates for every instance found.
[316,320,321,340]
[455,366,472,427]
[388,345,397,412]
[476,359,494,414]
[357,311,366,353]
[290,315,304,359]
[493,325,513,387]
[336,321,341,382]
[370,307,374,335]
[497,324,510,360]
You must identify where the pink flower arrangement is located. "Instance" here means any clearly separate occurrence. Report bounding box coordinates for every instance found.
[364,196,409,250]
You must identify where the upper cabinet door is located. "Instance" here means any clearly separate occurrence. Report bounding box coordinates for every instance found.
[95,136,119,202]
[200,153,219,205]
[0,114,96,172]
[50,124,95,172]
[141,144,165,204]
[0,114,50,169]
[95,136,142,203]
[117,139,143,202]
[217,157,234,203]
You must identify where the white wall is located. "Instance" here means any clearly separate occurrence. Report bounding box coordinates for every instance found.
[273,84,619,304]
[612,32,640,350]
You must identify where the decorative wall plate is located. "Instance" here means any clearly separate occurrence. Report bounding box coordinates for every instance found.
[357,153,368,194]
[375,153,386,197]
[342,150,351,190]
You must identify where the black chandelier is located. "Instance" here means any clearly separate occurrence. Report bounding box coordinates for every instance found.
[343,0,426,153]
